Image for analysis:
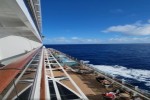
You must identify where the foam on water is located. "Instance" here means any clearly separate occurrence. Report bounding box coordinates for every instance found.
[93,65,150,88]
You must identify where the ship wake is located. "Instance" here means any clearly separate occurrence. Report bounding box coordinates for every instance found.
[93,65,150,90]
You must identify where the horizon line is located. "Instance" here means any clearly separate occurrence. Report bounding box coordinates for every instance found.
[44,43,150,45]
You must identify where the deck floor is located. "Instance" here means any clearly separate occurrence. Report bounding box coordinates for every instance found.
[48,68,110,100]
[46,49,142,100]
[66,69,114,100]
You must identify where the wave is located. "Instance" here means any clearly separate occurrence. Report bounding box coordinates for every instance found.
[93,65,150,88]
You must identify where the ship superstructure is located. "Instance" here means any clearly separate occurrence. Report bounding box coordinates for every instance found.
[0,0,43,99]
[0,0,150,100]
[0,0,42,64]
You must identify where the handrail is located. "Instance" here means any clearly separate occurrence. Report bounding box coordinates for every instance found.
[0,47,42,94]
[30,48,43,99]
[40,54,46,99]
[23,0,40,34]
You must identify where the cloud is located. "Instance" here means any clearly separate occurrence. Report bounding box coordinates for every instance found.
[103,20,150,35]
[107,37,150,43]
[71,37,79,40]
[44,36,150,44]
[44,37,101,44]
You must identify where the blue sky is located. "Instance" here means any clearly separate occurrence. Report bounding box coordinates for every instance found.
[41,0,150,44]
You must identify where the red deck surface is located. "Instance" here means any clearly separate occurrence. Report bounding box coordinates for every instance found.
[0,47,41,94]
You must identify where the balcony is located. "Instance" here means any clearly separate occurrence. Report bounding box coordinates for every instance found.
[23,0,42,36]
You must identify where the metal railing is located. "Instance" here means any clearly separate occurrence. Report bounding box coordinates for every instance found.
[0,48,42,99]
[23,0,41,34]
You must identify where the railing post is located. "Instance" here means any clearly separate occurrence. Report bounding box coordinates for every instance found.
[112,75,115,79]
[135,86,138,90]
[122,79,125,84]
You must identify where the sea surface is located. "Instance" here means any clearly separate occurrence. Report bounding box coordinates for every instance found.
[45,44,150,92]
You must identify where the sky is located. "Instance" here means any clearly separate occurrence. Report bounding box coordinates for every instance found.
[41,0,150,44]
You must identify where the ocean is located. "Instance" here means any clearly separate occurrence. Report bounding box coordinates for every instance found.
[44,44,150,92]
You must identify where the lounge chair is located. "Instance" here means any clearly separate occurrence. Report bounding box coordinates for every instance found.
[70,68,94,74]
[102,93,116,100]
[96,76,105,82]
[82,69,94,74]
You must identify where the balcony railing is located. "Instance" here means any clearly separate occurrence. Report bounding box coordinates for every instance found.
[23,0,41,36]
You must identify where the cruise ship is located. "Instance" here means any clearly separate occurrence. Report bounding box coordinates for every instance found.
[0,0,150,100]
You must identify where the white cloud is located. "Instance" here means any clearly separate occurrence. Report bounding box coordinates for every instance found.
[107,37,150,43]
[44,37,101,44]
[71,37,79,40]
[44,36,150,44]
[148,19,150,23]
[103,20,150,35]
[44,37,69,44]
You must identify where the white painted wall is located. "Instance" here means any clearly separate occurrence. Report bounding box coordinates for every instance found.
[0,35,42,60]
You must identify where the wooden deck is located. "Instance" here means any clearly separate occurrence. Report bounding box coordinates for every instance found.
[46,48,117,100]
[47,65,115,100]
[49,48,149,100]
[67,69,115,100]
[68,72,102,99]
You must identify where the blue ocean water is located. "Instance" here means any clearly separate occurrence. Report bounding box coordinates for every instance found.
[44,44,150,91]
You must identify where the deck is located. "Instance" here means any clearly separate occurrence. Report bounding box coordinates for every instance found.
[0,47,149,100]
[48,48,150,100]
[45,48,121,100]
